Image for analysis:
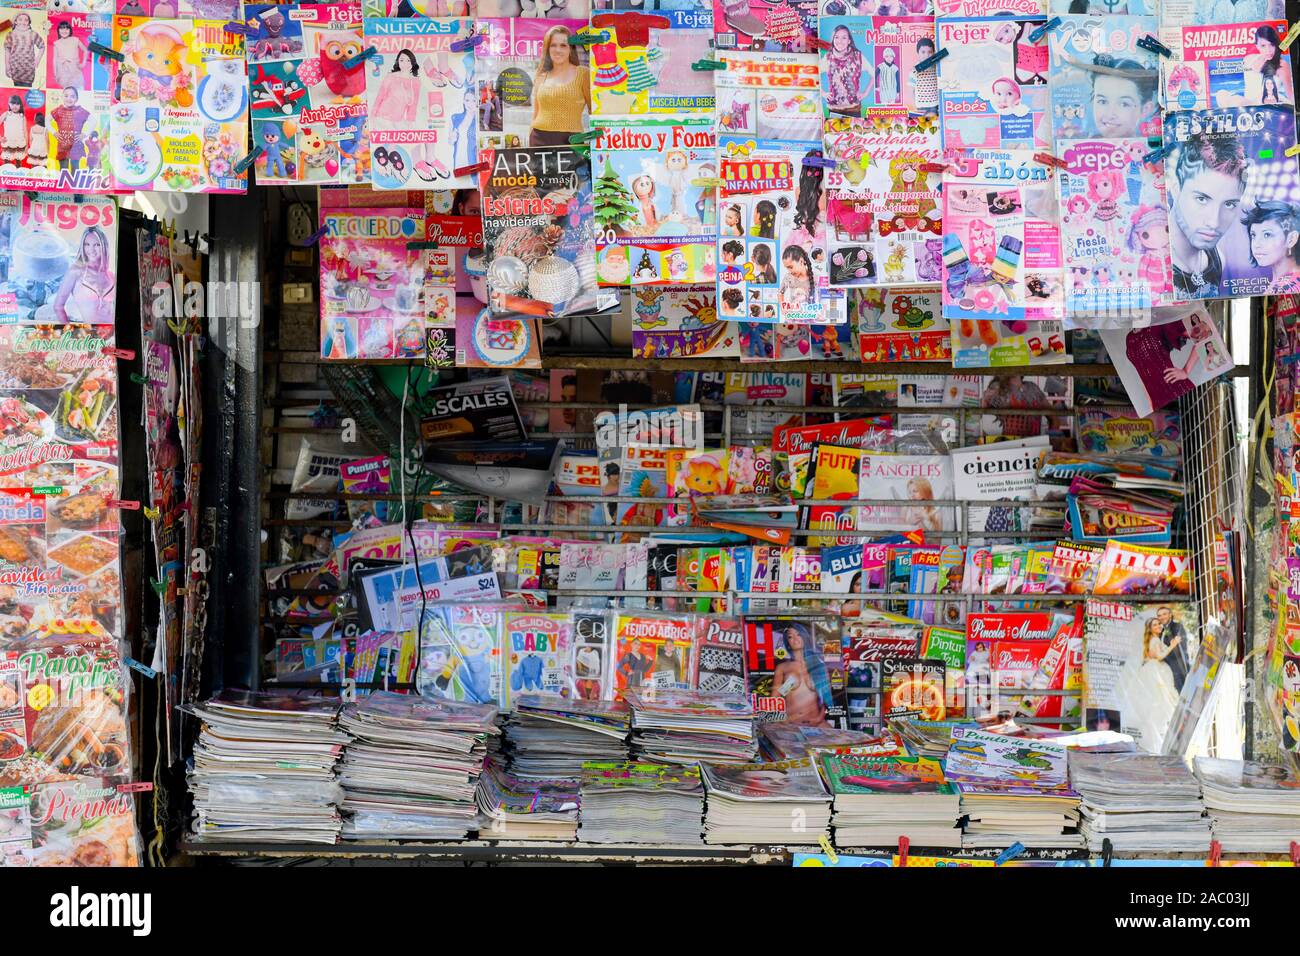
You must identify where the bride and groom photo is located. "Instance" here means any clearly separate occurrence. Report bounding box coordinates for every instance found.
[1088,606,1194,749]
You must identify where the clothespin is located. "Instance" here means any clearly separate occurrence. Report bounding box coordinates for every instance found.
[1101,837,1113,867]
[149,578,167,596]
[919,161,952,173]
[117,781,154,794]
[1136,34,1172,58]
[407,240,440,250]
[1286,142,1300,158]
[142,506,160,521]
[449,33,485,53]
[690,176,722,188]
[809,36,831,51]
[1033,151,1069,170]
[570,30,610,47]
[106,498,141,511]
[343,45,377,70]
[234,145,263,175]
[1290,841,1299,865]
[817,833,839,864]
[176,501,192,513]
[88,40,122,62]
[569,128,605,144]
[129,372,148,385]
[914,48,947,72]
[305,224,328,246]
[223,21,249,35]
[995,841,1025,865]
[1281,21,1300,53]
[571,143,590,158]
[1209,839,1222,867]
[454,161,488,176]
[0,19,13,33]
[101,346,136,360]
[125,658,158,679]
[1028,17,1060,43]
[897,835,910,867]
[692,57,727,71]
[1143,140,1173,164]
[802,155,836,169]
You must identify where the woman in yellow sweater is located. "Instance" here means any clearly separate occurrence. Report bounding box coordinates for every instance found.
[530,26,590,148]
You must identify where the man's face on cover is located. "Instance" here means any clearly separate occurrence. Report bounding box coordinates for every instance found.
[1172,167,1244,251]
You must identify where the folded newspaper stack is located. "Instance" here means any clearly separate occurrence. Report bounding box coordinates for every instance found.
[504,695,631,780]
[475,763,580,841]
[759,723,897,761]
[188,690,346,845]
[624,689,758,764]
[700,758,832,845]
[1070,751,1210,852]
[814,749,962,849]
[946,729,1084,849]
[1194,757,1300,853]
[337,692,499,840]
[578,762,705,844]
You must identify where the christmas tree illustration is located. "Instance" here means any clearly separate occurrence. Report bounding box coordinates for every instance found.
[595,158,638,233]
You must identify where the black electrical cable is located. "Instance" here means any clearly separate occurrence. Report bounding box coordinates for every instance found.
[403,363,427,691]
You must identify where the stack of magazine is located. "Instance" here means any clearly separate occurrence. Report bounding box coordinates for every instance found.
[1070,751,1211,852]
[578,762,705,844]
[475,762,580,841]
[188,691,346,844]
[945,729,1083,849]
[505,695,631,780]
[337,692,499,840]
[759,723,893,761]
[813,749,962,849]
[700,758,832,845]
[1194,758,1300,853]
[624,689,758,764]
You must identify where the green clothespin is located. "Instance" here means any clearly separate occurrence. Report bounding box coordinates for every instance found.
[692,57,726,71]
[569,128,606,145]
[149,578,167,596]
[129,372,148,385]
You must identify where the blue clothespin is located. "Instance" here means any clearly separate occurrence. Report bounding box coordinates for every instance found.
[1136,34,1172,57]
[1143,140,1173,164]
[995,842,1025,865]
[802,155,836,169]
[1028,17,1060,43]
[343,45,377,70]
[88,40,123,62]
[223,21,250,35]
[306,224,329,246]
[234,144,263,175]
[450,33,485,52]
[125,658,158,680]
[914,47,947,73]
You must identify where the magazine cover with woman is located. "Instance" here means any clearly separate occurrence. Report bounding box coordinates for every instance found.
[1098,305,1234,416]
[717,137,834,324]
[1083,598,1198,754]
[476,19,591,151]
[1056,137,1173,321]
[0,192,117,325]
[936,15,1051,151]
[1163,20,1293,111]
[1162,105,1300,299]
[1046,14,1160,143]
[363,16,478,190]
[478,145,610,319]
[817,14,938,116]
[742,616,845,726]
[941,149,1064,322]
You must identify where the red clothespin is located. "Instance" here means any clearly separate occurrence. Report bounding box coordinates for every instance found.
[102,346,136,360]
[1033,151,1069,170]
[809,36,831,51]
[1290,841,1299,865]
[919,161,951,174]
[1209,839,1222,867]
[897,835,910,868]
[454,161,488,177]
[106,498,141,511]
[0,19,13,33]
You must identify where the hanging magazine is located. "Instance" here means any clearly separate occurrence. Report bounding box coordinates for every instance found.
[855,286,952,362]
[244,3,370,186]
[588,8,715,118]
[1098,305,1233,416]
[715,50,822,143]
[717,137,834,324]
[713,0,818,52]
[817,14,938,116]
[1046,14,1160,143]
[1162,20,1293,112]
[632,287,739,359]
[1162,105,1300,300]
[592,117,718,286]
[941,149,1064,322]
[478,145,611,319]
[1056,137,1172,321]
[363,16,477,191]
[936,14,1051,151]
